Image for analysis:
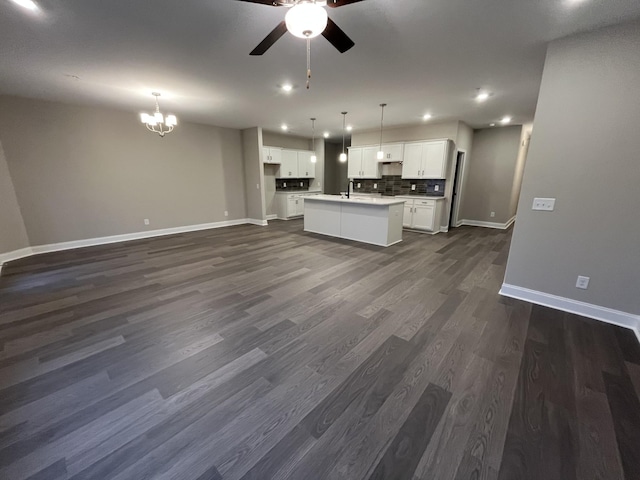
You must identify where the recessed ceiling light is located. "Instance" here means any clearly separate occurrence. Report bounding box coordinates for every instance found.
[281,124,288,131]
[500,116,512,124]
[282,84,293,92]
[423,113,432,121]
[475,91,490,102]
[346,125,353,132]
[10,0,38,10]
[323,132,330,138]
[490,123,496,127]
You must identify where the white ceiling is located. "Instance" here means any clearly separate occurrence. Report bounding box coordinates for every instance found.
[1,0,639,137]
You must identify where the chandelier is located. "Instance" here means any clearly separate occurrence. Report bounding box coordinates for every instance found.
[140,93,177,137]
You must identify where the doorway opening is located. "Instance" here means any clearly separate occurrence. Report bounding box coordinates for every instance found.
[449,151,465,228]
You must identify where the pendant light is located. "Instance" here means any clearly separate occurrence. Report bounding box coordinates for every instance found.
[310,117,317,163]
[377,103,387,160]
[339,111,348,162]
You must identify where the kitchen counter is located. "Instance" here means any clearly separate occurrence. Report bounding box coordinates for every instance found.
[304,195,405,247]
[307,194,405,206]
[394,195,446,200]
[275,190,322,195]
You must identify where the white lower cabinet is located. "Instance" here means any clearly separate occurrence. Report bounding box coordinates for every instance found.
[401,197,444,232]
[276,193,314,219]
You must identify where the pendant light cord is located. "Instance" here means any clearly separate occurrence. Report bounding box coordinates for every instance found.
[379,103,386,153]
[306,38,311,90]
[341,112,347,155]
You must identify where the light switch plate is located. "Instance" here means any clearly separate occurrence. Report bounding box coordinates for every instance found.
[532,197,556,211]
[411,184,416,191]
[434,185,439,191]
[576,276,590,290]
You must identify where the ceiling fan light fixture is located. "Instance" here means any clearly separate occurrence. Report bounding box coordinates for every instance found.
[285,2,328,39]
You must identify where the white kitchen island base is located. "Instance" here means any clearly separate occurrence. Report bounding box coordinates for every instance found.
[304,195,406,247]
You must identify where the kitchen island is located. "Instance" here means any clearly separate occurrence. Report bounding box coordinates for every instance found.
[303,195,406,247]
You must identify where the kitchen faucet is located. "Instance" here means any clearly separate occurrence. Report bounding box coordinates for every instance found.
[347,180,354,199]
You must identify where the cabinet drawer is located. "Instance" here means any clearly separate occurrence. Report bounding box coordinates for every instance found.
[415,199,436,207]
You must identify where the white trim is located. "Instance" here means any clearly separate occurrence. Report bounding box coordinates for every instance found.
[246,219,268,227]
[500,283,640,343]
[459,216,516,230]
[0,219,266,275]
[450,149,467,229]
[266,214,278,220]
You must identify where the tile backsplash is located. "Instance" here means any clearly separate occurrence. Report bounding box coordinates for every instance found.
[276,179,311,191]
[352,176,445,196]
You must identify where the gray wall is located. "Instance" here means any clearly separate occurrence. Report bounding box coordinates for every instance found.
[323,141,349,194]
[0,140,30,254]
[351,121,460,146]
[504,20,640,315]
[0,96,247,246]
[262,131,311,151]
[459,126,522,224]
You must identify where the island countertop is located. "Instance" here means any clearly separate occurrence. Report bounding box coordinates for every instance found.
[304,194,406,206]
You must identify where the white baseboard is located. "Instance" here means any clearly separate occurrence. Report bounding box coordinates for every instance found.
[0,219,265,274]
[246,219,268,226]
[266,214,278,221]
[459,216,516,230]
[500,283,640,343]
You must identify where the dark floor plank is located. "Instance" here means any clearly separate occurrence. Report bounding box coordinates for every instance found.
[367,383,451,480]
[603,371,640,480]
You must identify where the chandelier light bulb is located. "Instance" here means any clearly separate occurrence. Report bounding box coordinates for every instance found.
[285,2,328,39]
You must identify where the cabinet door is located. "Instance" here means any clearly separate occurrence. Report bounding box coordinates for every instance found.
[401,143,424,178]
[403,203,414,228]
[270,147,282,164]
[361,147,381,178]
[383,144,404,162]
[279,150,299,178]
[296,197,305,216]
[412,205,435,231]
[262,147,271,163]
[422,141,447,178]
[287,197,297,217]
[347,148,363,178]
[297,151,314,178]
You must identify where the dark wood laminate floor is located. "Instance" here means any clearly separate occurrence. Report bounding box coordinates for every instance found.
[1,220,639,480]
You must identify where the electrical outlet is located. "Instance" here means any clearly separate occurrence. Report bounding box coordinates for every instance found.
[576,276,590,290]
[411,184,416,191]
[434,185,439,192]
[532,197,556,211]
[490,211,496,218]
[357,183,361,188]
[283,182,286,188]
[373,183,378,189]
[224,211,228,217]
[144,219,150,226]
[300,182,303,187]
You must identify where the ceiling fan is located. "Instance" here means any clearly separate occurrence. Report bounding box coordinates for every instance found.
[238,0,365,56]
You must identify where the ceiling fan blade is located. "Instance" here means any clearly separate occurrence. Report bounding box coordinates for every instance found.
[250,21,288,55]
[322,17,355,53]
[326,0,367,7]
[236,0,283,6]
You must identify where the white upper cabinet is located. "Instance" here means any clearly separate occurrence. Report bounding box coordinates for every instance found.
[423,141,448,178]
[401,140,449,179]
[278,149,299,178]
[297,151,316,178]
[347,147,363,178]
[348,147,381,179]
[263,147,282,164]
[380,143,404,162]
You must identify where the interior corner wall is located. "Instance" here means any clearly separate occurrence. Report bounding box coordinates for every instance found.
[0,96,247,247]
[262,131,311,151]
[0,139,30,255]
[242,127,266,222]
[508,124,533,219]
[458,125,522,224]
[503,19,640,316]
